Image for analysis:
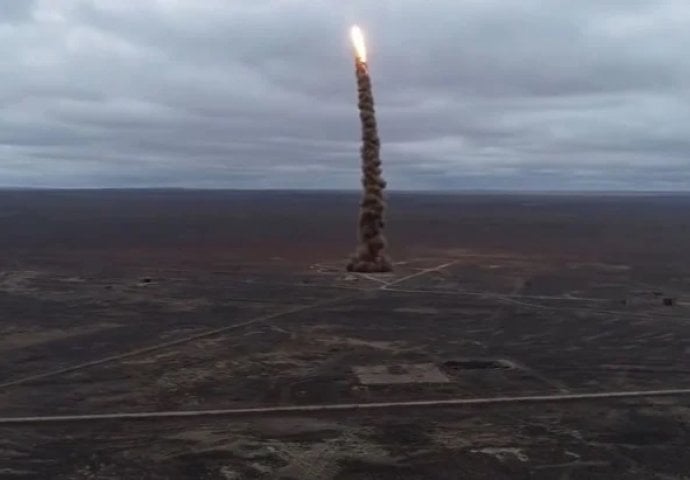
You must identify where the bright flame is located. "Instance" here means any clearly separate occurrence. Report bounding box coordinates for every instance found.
[350,25,367,62]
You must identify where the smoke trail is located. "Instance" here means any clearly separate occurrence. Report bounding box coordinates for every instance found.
[347,59,392,273]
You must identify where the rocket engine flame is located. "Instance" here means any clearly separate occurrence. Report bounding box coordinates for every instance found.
[350,25,367,62]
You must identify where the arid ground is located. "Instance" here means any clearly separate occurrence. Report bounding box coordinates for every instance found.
[1,190,690,479]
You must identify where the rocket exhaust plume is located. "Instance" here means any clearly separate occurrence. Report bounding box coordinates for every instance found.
[346,25,393,273]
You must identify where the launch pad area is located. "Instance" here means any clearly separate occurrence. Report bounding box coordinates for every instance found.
[1,190,690,479]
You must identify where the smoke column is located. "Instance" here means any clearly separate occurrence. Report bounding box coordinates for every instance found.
[346,40,393,273]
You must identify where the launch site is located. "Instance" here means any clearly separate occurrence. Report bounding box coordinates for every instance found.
[2,190,690,478]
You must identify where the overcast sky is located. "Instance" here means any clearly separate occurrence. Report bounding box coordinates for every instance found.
[1,0,689,190]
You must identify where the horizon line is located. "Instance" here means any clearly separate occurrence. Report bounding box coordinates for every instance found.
[1,187,689,195]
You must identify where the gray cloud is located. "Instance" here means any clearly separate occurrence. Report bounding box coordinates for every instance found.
[0,0,689,189]
[0,0,36,23]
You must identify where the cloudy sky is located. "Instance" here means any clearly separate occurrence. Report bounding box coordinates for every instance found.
[1,0,689,190]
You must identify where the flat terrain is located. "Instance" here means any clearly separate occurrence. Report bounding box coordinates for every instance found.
[1,190,690,479]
